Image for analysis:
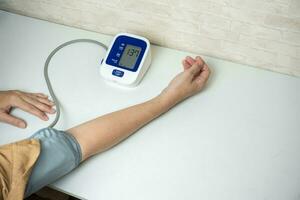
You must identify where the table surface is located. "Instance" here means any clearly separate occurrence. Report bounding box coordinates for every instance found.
[1,10,300,200]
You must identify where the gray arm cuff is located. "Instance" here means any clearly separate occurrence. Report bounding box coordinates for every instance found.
[25,128,82,197]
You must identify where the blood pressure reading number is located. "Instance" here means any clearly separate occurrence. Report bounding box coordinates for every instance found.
[119,45,141,69]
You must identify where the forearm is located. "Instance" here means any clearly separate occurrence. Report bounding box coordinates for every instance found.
[67,55,210,161]
[68,94,176,160]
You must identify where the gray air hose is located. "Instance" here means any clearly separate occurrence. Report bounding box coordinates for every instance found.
[44,39,108,128]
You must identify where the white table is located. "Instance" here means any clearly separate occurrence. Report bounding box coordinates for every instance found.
[1,11,300,200]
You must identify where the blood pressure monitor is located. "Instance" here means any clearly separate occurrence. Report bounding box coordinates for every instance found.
[100,33,151,87]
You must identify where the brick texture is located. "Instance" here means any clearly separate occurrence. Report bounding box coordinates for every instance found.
[0,0,299,76]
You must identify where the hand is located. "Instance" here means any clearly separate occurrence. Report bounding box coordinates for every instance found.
[0,90,56,128]
[160,56,210,105]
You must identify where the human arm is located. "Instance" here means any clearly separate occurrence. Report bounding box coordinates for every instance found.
[0,90,56,128]
[68,56,210,160]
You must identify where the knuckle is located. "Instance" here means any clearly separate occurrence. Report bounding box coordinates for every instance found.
[8,91,19,101]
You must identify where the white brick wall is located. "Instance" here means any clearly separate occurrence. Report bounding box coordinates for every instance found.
[0,0,299,76]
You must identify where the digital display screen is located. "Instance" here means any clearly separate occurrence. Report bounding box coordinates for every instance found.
[119,45,141,69]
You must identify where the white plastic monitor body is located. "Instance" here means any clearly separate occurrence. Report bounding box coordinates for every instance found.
[100,33,151,87]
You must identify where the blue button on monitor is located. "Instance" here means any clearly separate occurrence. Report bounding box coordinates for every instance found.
[112,69,124,77]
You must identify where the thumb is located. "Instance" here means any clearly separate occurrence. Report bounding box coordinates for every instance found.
[0,113,26,128]
[187,62,202,77]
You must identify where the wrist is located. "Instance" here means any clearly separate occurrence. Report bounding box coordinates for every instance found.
[153,91,179,111]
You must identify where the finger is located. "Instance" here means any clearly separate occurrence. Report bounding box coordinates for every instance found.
[187,62,203,78]
[37,97,55,107]
[195,56,205,66]
[0,113,26,128]
[182,59,191,70]
[29,94,55,106]
[14,97,49,121]
[22,95,55,114]
[186,56,196,66]
[31,93,48,99]
[195,64,210,85]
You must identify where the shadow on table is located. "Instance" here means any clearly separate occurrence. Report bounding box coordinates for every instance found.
[25,187,81,200]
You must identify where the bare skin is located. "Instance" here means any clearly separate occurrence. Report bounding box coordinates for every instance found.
[0,90,55,128]
[68,56,210,161]
[0,55,210,161]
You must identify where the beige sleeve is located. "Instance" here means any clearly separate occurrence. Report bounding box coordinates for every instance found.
[0,139,40,200]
